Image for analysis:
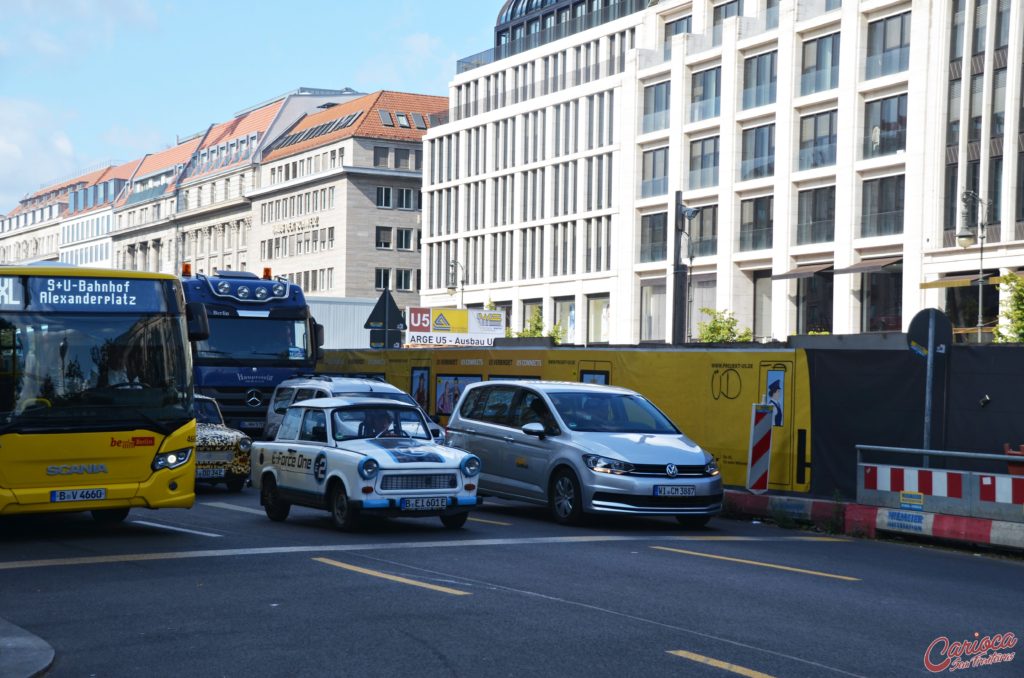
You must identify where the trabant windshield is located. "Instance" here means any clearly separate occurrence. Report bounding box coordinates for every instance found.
[195,399,223,425]
[332,405,431,441]
[548,392,680,434]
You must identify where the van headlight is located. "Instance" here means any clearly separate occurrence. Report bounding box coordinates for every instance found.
[358,457,380,479]
[238,437,252,454]
[460,455,481,477]
[583,454,633,475]
[152,447,192,471]
[704,454,720,477]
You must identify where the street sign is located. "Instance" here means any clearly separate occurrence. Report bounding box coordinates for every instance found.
[907,308,952,358]
[364,290,406,331]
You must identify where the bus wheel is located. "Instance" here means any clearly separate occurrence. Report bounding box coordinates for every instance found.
[92,508,130,524]
[261,475,290,522]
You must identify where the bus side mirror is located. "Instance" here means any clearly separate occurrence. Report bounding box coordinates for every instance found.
[187,302,210,342]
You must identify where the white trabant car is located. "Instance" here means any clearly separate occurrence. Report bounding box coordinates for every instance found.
[250,397,482,530]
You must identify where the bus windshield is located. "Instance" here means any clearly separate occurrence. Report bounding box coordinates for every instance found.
[194,316,313,363]
[0,312,193,435]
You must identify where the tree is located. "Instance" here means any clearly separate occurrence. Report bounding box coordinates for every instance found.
[695,308,753,343]
[512,307,565,343]
[993,273,1024,343]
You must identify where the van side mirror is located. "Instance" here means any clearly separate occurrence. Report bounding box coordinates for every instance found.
[186,302,210,342]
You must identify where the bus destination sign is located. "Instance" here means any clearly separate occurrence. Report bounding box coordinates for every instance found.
[27,277,167,313]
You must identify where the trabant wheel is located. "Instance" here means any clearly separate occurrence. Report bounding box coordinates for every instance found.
[261,475,290,522]
[225,475,246,493]
[91,508,130,524]
[328,481,359,531]
[440,512,469,529]
[676,515,711,529]
[549,469,584,526]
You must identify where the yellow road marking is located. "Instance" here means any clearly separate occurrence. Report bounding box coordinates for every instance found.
[668,650,775,677]
[469,516,513,526]
[313,557,471,595]
[651,546,860,581]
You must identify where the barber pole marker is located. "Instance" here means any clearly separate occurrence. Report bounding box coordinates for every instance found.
[747,403,774,494]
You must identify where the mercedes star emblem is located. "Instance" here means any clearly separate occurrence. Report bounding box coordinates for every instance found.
[245,389,263,408]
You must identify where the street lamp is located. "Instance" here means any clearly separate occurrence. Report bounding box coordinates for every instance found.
[446,260,466,309]
[672,190,702,345]
[957,190,989,343]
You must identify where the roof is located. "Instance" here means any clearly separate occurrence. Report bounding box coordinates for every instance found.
[290,396,420,410]
[133,137,203,180]
[277,374,404,393]
[464,380,635,395]
[262,90,447,163]
[180,99,284,185]
[5,159,143,219]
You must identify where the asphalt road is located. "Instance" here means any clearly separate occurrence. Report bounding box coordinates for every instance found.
[0,487,1021,678]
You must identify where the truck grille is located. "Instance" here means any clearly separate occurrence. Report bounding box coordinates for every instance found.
[380,474,457,491]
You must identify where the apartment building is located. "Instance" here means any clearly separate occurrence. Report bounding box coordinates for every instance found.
[421,0,1022,344]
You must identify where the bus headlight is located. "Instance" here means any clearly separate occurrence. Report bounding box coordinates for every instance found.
[152,447,192,472]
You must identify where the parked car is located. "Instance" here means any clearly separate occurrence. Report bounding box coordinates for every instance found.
[263,374,442,443]
[251,397,482,530]
[445,380,722,527]
[195,394,252,492]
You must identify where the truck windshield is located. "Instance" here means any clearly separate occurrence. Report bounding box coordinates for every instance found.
[194,317,312,363]
[0,312,193,434]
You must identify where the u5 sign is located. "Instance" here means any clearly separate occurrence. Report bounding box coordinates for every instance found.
[405,307,506,347]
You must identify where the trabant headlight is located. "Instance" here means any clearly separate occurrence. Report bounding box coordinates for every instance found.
[583,454,633,475]
[358,457,380,479]
[152,447,192,471]
[704,454,720,477]
[238,437,252,454]
[460,455,481,477]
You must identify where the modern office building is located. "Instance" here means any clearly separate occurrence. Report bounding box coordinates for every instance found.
[421,0,1022,344]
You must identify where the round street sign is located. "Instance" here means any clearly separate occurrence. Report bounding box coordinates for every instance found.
[907,308,953,358]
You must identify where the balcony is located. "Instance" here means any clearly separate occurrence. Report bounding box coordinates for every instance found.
[640,177,668,198]
[796,219,835,245]
[742,82,777,110]
[741,157,775,181]
[124,184,168,207]
[689,98,720,122]
[865,47,910,80]
[640,240,667,263]
[642,109,670,134]
[688,167,719,190]
[689,237,718,257]
[860,209,904,237]
[800,67,838,96]
[798,0,843,22]
[863,128,906,158]
[798,143,837,170]
[739,227,773,252]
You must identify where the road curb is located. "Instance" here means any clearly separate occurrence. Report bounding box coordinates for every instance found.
[723,489,1024,552]
[0,617,54,678]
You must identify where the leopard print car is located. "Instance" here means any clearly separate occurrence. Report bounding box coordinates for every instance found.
[195,395,252,492]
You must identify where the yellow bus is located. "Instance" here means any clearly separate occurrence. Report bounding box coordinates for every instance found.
[0,264,207,523]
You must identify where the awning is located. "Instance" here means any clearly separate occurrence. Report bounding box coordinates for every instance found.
[771,262,833,280]
[920,273,986,289]
[831,256,903,275]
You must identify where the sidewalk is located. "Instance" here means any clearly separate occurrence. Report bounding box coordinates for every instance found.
[0,617,53,678]
[724,489,1024,552]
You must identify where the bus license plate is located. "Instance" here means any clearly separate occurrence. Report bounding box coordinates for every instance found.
[654,485,696,497]
[400,496,448,511]
[51,488,107,502]
[196,468,226,479]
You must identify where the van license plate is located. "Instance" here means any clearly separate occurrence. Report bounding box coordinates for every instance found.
[654,485,696,497]
[51,488,107,502]
[400,496,448,511]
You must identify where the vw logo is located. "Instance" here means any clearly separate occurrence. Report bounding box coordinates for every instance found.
[245,389,263,408]
[665,463,678,478]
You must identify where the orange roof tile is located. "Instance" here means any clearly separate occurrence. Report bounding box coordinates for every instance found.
[135,137,204,179]
[201,100,283,150]
[262,90,447,164]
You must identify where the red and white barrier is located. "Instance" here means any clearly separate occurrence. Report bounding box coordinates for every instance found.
[746,404,773,494]
[978,474,1024,504]
[863,465,964,498]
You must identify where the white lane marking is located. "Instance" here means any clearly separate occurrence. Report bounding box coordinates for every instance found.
[203,501,266,516]
[130,520,222,538]
[0,534,835,571]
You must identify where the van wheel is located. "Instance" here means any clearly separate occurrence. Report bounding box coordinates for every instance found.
[549,469,584,526]
[440,512,469,529]
[676,515,711,529]
[261,475,290,522]
[328,481,359,531]
[91,508,129,524]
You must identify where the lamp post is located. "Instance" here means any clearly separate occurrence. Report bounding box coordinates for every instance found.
[446,260,466,309]
[957,190,989,343]
[672,191,702,345]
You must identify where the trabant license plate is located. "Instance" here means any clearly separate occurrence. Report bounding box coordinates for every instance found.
[400,496,448,511]
[50,488,106,502]
[654,485,696,497]
[196,468,226,479]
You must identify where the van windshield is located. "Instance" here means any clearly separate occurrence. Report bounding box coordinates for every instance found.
[547,392,679,434]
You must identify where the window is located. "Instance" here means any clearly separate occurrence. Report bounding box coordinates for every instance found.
[395,112,410,128]
[992,68,1007,138]
[374,268,390,290]
[395,269,413,291]
[394,148,411,169]
[742,51,777,109]
[689,137,719,189]
[861,269,903,332]
[753,270,772,340]
[798,275,833,334]
[864,94,907,158]
[376,186,392,208]
[866,12,911,79]
[741,124,775,180]
[861,175,905,237]
[995,0,1010,49]
[376,226,392,249]
[690,205,718,257]
[373,147,390,167]
[397,188,415,210]
[378,110,394,126]
[396,228,413,250]
[640,213,667,262]
[587,295,610,343]
[947,79,961,145]
[797,186,835,244]
[799,110,838,169]
[950,0,965,61]
[740,195,773,251]
[663,15,692,58]
[801,33,840,95]
[640,281,667,342]
[641,147,669,197]
[642,81,670,133]
[554,297,575,338]
[712,0,743,47]
[690,67,721,122]
[972,0,987,54]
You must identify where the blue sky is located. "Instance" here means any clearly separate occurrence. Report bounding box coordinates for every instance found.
[0,0,498,212]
